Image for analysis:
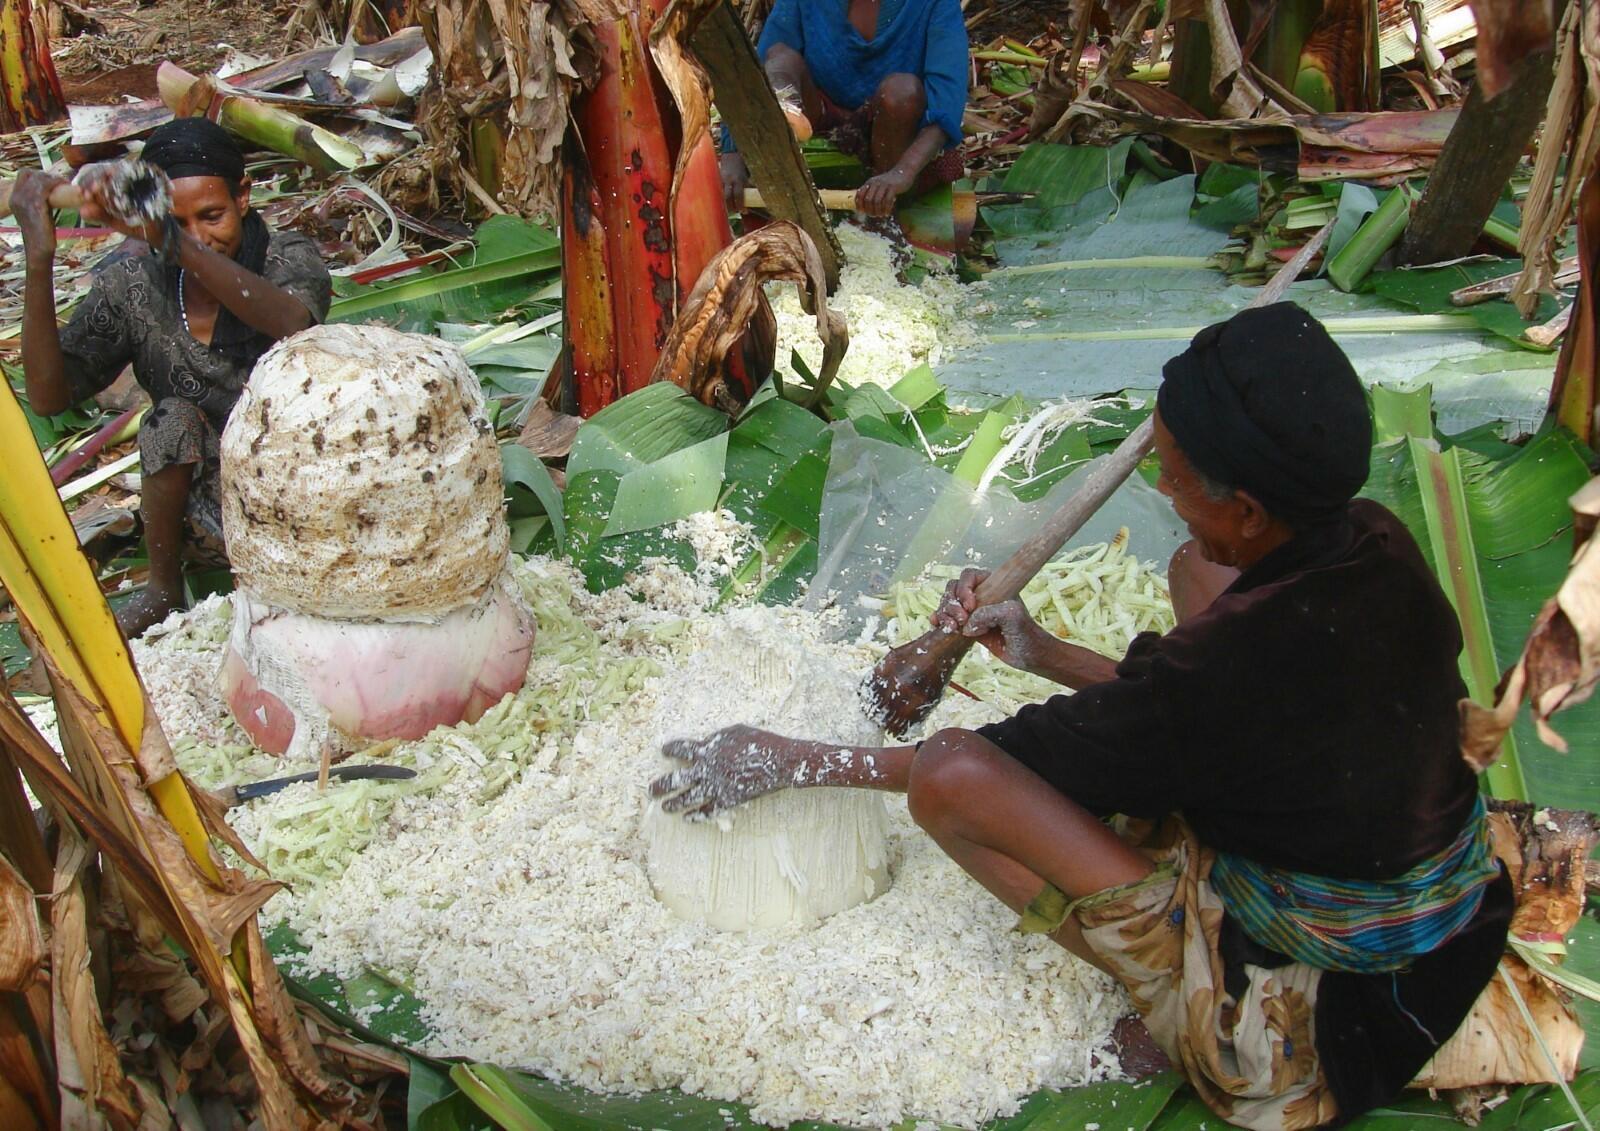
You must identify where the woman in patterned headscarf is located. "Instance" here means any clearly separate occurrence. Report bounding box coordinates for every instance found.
[14,117,331,636]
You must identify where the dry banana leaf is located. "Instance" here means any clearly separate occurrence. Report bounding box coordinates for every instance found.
[0,671,360,1127]
[1512,5,1600,321]
[0,841,46,998]
[1413,802,1597,1089]
[418,0,624,216]
[1088,103,1459,183]
[651,221,844,413]
[1549,174,1600,441]
[48,829,143,1130]
[1198,0,1275,117]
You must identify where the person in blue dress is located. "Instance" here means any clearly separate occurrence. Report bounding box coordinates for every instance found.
[720,0,970,217]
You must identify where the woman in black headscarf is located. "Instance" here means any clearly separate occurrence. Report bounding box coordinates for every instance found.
[14,117,332,635]
[648,304,1513,1129]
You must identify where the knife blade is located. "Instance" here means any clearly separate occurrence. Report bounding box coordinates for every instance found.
[233,763,417,803]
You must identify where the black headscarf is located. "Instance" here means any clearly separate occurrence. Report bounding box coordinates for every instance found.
[1155,302,1372,526]
[142,117,271,358]
[141,117,247,185]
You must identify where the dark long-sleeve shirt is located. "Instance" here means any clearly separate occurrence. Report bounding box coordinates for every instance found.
[978,499,1511,1119]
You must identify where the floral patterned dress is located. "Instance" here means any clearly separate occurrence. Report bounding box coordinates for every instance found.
[59,226,331,560]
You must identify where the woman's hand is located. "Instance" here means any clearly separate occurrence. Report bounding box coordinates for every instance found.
[11,170,65,263]
[73,163,164,246]
[650,724,800,817]
[930,568,1056,674]
[720,152,750,211]
[856,167,914,217]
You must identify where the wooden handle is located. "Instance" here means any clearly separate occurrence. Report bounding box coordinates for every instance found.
[973,416,1157,605]
[746,187,858,212]
[0,180,81,220]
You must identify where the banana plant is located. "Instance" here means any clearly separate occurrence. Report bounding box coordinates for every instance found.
[0,0,66,130]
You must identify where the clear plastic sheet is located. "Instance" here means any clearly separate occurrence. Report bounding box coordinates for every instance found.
[805,422,1187,634]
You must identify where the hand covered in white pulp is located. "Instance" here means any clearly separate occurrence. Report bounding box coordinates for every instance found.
[651,724,799,818]
[930,567,1057,675]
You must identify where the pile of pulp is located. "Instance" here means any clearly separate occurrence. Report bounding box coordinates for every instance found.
[137,553,1130,1128]
[768,224,981,391]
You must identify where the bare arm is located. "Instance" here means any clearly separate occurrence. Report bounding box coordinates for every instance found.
[172,232,314,340]
[857,125,945,217]
[15,171,72,416]
[650,724,918,817]
[1020,635,1119,691]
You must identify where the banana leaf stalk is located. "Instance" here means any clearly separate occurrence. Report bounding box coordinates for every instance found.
[156,63,364,173]
[0,0,65,131]
[1550,175,1600,445]
[1292,0,1379,112]
[1326,182,1415,293]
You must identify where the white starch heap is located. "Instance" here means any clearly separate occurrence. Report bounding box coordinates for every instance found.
[141,556,1130,1128]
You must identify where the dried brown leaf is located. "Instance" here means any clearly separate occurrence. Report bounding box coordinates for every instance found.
[649,0,719,203]
[0,852,45,994]
[49,826,143,1131]
[1199,0,1274,117]
[651,222,844,412]
[517,400,582,459]
[0,740,53,899]
[0,660,352,1126]
[1413,802,1596,1089]
[417,0,620,215]
[1511,4,1595,319]
[0,1001,55,1130]
[1463,475,1600,765]
[244,921,353,1110]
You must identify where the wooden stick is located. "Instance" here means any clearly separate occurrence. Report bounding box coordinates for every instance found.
[864,218,1336,734]
[745,186,1013,214]
[0,180,80,219]
[745,187,856,213]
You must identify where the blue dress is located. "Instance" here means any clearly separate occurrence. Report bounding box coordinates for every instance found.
[756,0,969,149]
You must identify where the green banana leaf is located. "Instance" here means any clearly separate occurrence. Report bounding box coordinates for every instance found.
[1364,386,1600,809]
[566,384,731,538]
[1368,260,1566,351]
[329,216,561,330]
[501,444,567,553]
[567,384,728,478]
[987,140,1133,240]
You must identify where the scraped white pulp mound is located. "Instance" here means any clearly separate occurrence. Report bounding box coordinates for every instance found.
[643,618,890,931]
[769,223,981,390]
[142,558,1128,1128]
[217,324,532,761]
[221,323,507,619]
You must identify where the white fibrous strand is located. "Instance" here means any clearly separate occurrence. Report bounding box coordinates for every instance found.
[643,614,891,932]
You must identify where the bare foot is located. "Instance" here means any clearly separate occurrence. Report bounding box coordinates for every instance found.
[1111,1013,1172,1079]
[115,585,183,638]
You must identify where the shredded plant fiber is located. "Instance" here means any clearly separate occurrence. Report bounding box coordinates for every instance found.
[140,556,1131,1128]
